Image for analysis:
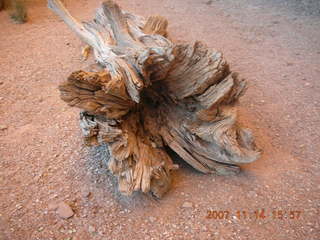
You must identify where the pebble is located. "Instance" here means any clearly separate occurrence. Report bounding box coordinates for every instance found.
[182,202,193,208]
[16,204,23,210]
[248,191,257,197]
[67,229,76,234]
[81,189,91,198]
[149,216,156,223]
[0,125,8,130]
[56,202,74,219]
[88,225,96,233]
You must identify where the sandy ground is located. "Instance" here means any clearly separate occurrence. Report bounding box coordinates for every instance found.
[0,0,319,239]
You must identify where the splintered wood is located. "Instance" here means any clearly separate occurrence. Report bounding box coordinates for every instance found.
[48,0,260,198]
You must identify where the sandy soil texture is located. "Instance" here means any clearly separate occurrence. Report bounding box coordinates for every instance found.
[0,0,319,239]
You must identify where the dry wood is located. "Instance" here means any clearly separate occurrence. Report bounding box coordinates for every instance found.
[48,0,260,198]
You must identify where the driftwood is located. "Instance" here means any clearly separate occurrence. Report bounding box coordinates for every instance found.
[48,0,260,198]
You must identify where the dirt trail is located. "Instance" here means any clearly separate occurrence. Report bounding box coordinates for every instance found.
[0,0,319,239]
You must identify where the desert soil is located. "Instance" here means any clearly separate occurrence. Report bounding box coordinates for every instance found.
[0,0,319,239]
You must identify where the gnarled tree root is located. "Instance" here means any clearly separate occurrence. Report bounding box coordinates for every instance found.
[49,0,260,198]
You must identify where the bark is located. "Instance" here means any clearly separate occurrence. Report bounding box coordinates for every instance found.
[48,0,260,198]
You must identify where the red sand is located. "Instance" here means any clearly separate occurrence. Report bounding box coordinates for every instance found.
[0,0,319,239]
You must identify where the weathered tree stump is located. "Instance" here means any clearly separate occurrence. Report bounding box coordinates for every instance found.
[48,0,260,198]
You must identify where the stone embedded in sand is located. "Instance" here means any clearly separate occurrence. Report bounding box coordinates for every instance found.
[48,202,58,211]
[56,202,74,219]
[182,202,193,208]
[88,225,96,233]
[81,189,91,198]
[149,216,157,223]
[0,125,8,130]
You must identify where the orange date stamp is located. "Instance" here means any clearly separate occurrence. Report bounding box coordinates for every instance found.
[206,209,302,220]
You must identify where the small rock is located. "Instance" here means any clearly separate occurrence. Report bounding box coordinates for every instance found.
[0,125,8,130]
[182,202,193,208]
[248,191,257,197]
[81,189,91,198]
[56,202,74,219]
[38,226,44,232]
[48,202,58,211]
[0,81,3,85]
[88,225,96,233]
[16,204,23,210]
[149,216,156,223]
[304,82,311,87]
